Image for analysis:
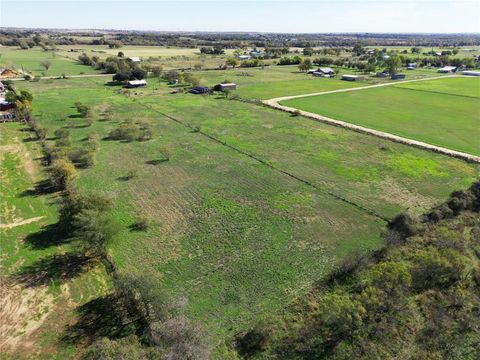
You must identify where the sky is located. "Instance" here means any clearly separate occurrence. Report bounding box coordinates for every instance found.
[0,0,479,33]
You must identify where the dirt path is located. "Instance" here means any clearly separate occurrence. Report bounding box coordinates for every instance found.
[0,216,45,229]
[263,75,480,164]
[266,75,459,103]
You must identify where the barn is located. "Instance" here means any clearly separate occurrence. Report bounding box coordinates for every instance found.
[462,71,480,76]
[214,83,237,91]
[438,66,457,73]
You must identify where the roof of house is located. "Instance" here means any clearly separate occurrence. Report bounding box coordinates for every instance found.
[128,79,147,85]
[219,83,236,87]
[319,67,335,73]
[342,74,359,78]
[439,66,457,71]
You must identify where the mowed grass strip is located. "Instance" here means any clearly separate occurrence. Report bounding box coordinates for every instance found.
[282,77,480,155]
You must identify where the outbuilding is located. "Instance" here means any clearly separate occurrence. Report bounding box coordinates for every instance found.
[462,71,480,76]
[128,57,142,63]
[190,86,209,94]
[236,55,251,60]
[126,79,147,88]
[391,74,406,80]
[406,63,417,70]
[214,83,237,91]
[438,66,457,73]
[341,74,363,81]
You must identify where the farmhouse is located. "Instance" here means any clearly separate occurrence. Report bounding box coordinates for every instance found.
[316,67,336,76]
[341,74,363,81]
[128,57,142,63]
[126,79,147,88]
[438,66,457,73]
[391,74,406,80]
[214,83,237,91]
[462,71,480,76]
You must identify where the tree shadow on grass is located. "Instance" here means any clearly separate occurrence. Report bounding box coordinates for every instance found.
[13,252,94,288]
[145,159,168,166]
[61,294,138,345]
[24,221,72,250]
[19,179,57,197]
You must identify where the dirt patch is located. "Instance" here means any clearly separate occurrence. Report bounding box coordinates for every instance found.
[0,280,55,354]
[0,216,45,229]
[0,141,38,181]
[379,177,436,212]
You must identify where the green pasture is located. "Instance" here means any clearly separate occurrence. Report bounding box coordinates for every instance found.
[283,77,480,155]
[19,77,478,344]
[0,46,100,76]
[193,66,447,99]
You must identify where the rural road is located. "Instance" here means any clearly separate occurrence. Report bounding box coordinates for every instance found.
[6,73,113,81]
[263,75,480,164]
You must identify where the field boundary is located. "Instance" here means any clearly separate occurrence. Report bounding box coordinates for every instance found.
[263,75,480,164]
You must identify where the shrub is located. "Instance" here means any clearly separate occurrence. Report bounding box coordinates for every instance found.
[49,158,77,190]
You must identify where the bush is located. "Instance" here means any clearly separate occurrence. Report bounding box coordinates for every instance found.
[49,158,77,190]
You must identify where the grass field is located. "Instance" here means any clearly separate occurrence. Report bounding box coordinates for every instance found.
[0,47,100,76]
[193,66,445,99]
[0,124,110,359]
[282,77,480,155]
[14,76,478,350]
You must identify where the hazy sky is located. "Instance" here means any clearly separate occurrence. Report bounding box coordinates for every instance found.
[1,0,479,33]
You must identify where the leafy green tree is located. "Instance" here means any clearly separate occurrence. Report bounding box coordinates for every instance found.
[226,57,240,68]
[298,58,312,72]
[385,55,402,75]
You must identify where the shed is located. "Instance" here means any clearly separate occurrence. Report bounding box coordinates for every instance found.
[341,74,363,81]
[214,83,237,91]
[126,79,147,88]
[236,55,251,60]
[462,71,480,76]
[128,57,142,63]
[391,74,406,80]
[438,66,457,73]
[407,63,417,69]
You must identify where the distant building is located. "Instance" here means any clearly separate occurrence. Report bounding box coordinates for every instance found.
[438,66,457,73]
[190,86,209,94]
[462,70,480,76]
[128,57,142,63]
[407,63,417,70]
[236,55,251,60]
[376,71,389,78]
[214,83,237,91]
[249,50,266,58]
[341,74,363,81]
[391,74,406,80]
[126,79,147,88]
[382,55,390,60]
